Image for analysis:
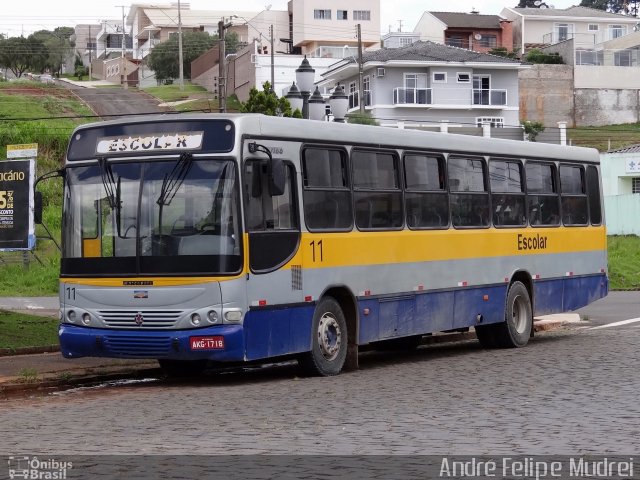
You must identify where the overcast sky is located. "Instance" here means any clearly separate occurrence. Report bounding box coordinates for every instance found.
[1,0,577,37]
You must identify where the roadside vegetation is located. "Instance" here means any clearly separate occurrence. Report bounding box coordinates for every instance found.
[0,81,93,295]
[568,123,640,152]
[0,311,58,350]
[608,236,640,290]
[143,83,219,112]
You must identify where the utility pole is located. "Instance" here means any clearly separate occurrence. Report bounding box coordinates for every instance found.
[356,23,364,114]
[218,19,226,112]
[88,25,92,80]
[177,0,184,91]
[118,5,127,89]
[270,24,275,92]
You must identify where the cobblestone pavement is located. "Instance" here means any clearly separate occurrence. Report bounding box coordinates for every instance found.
[1,317,638,455]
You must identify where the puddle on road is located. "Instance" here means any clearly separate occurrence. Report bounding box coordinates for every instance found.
[51,377,160,396]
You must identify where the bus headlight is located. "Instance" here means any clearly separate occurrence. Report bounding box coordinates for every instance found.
[191,313,202,326]
[207,310,219,324]
[82,313,92,325]
[224,310,243,323]
[67,310,76,323]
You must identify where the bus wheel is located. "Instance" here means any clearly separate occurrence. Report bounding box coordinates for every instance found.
[158,359,208,377]
[494,281,532,348]
[299,297,348,376]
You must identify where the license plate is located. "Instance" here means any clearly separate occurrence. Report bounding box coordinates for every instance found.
[190,336,225,350]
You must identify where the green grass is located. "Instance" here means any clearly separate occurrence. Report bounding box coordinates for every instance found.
[0,311,58,349]
[568,123,640,152]
[607,235,640,291]
[143,83,209,102]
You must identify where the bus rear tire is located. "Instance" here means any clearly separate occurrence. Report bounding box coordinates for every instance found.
[299,297,348,376]
[158,359,208,377]
[494,281,532,348]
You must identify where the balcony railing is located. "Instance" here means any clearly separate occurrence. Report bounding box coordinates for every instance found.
[472,89,507,106]
[393,88,433,105]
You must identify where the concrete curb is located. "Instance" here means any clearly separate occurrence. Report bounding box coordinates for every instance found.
[0,345,59,357]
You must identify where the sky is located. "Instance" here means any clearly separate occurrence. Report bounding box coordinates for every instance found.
[0,0,578,37]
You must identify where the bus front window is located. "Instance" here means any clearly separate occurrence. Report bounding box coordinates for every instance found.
[62,159,242,275]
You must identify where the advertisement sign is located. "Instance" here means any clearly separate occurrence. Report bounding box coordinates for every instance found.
[625,159,640,174]
[0,158,35,250]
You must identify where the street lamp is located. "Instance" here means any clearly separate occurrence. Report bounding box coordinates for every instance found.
[295,55,315,119]
[329,84,348,123]
[308,86,326,121]
[284,82,304,116]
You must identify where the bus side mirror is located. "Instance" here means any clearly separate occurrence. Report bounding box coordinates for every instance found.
[34,192,43,224]
[268,158,285,197]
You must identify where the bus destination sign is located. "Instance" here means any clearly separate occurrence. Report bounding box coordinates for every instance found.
[96,132,204,154]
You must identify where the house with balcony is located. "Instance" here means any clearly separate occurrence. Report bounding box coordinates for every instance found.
[318,40,525,129]
[94,20,133,60]
[289,0,381,56]
[126,4,259,59]
[500,5,639,55]
[413,11,513,53]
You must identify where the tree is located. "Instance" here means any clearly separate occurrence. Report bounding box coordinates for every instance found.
[580,0,640,15]
[240,81,301,117]
[516,0,550,6]
[489,47,518,59]
[521,120,545,141]
[147,31,216,82]
[345,111,378,125]
[30,27,74,75]
[0,37,40,78]
[525,48,564,64]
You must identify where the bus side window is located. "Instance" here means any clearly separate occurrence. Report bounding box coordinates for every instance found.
[302,147,352,231]
[245,159,298,231]
[526,161,560,226]
[560,164,589,226]
[404,153,448,229]
[489,159,526,227]
[586,165,602,225]
[448,156,490,228]
[352,149,402,230]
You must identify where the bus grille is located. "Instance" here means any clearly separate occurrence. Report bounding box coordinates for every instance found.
[98,310,184,328]
[103,335,173,357]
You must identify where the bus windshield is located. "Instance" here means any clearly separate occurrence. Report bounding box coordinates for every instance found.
[61,158,242,276]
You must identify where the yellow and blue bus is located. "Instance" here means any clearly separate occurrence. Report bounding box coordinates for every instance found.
[54,114,607,376]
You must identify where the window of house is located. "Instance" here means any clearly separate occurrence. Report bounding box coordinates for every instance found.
[352,150,402,230]
[478,35,497,48]
[457,73,470,83]
[588,24,599,31]
[337,10,348,20]
[302,147,352,231]
[448,156,490,228]
[476,117,504,128]
[609,24,626,39]
[314,9,331,19]
[433,72,447,83]
[348,81,359,109]
[363,75,371,106]
[633,177,640,194]
[614,50,632,66]
[353,10,371,21]
[560,165,588,226]
[404,154,448,229]
[526,162,560,226]
[490,160,526,227]
[400,37,415,46]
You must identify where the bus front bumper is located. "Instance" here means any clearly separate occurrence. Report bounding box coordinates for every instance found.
[58,323,245,361]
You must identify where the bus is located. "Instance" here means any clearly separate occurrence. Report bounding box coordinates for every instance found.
[52,114,608,376]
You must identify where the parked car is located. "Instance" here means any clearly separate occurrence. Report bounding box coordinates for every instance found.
[39,74,55,84]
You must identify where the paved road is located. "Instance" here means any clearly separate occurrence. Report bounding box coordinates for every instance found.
[0,293,638,456]
[67,85,169,119]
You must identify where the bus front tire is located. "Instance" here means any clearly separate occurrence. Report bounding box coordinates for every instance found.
[495,281,532,348]
[299,297,348,376]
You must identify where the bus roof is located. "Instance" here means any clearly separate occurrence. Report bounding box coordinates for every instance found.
[70,113,600,164]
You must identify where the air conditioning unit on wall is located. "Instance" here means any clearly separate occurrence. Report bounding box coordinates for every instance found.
[377,67,385,77]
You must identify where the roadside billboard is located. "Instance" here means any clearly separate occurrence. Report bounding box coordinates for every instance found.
[0,145,37,251]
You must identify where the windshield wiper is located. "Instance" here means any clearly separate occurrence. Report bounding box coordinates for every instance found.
[157,152,194,206]
[98,156,118,208]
